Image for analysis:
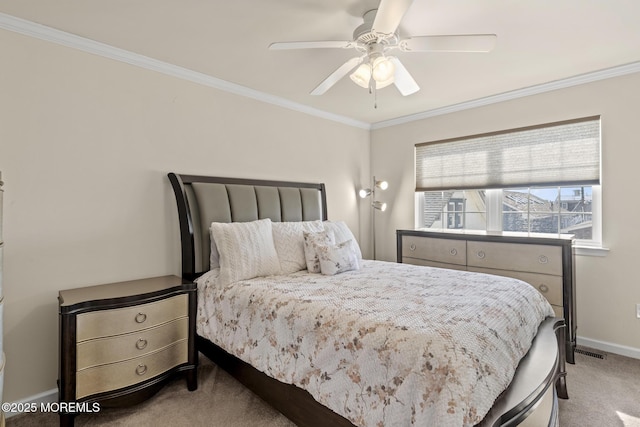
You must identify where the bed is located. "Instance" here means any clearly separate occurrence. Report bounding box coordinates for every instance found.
[168,172,568,427]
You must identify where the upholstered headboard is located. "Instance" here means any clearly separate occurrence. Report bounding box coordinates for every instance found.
[168,173,328,280]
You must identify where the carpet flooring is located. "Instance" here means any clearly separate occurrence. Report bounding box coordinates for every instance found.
[6,348,640,427]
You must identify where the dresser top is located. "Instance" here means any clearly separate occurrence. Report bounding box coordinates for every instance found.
[59,275,192,309]
[398,228,574,245]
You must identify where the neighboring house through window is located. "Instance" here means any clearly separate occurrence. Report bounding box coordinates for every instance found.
[447,198,464,229]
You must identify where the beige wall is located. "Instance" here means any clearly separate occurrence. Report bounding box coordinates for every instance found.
[371,72,640,354]
[3,19,639,405]
[0,29,370,402]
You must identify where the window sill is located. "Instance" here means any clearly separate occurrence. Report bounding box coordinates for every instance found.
[574,245,609,257]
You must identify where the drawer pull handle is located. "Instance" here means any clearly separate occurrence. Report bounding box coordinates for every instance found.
[135,364,148,376]
[409,244,416,251]
[136,338,148,350]
[450,248,457,256]
[538,255,549,264]
[135,312,147,323]
[476,250,486,259]
[538,284,549,293]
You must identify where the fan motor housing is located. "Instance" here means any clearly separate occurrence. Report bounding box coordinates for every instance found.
[353,9,399,46]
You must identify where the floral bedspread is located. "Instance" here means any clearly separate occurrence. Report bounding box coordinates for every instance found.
[196,260,554,427]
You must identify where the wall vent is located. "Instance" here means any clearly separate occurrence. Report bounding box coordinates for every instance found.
[575,347,607,359]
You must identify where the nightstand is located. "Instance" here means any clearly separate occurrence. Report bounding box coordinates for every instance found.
[58,275,197,427]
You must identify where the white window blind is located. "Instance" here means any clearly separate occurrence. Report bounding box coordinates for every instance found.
[415,116,601,191]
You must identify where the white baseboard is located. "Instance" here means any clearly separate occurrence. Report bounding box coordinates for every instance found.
[577,335,640,360]
[4,388,57,419]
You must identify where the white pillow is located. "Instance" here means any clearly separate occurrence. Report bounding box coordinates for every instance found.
[209,219,281,285]
[323,221,363,260]
[303,230,335,273]
[316,239,361,276]
[209,229,220,269]
[272,220,324,274]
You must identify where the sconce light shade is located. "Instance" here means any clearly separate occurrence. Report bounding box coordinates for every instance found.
[372,201,387,211]
[376,180,389,191]
[359,188,372,198]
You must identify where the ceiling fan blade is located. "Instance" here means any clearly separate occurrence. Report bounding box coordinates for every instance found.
[400,34,497,52]
[310,57,362,96]
[390,57,419,96]
[372,0,414,35]
[269,41,353,50]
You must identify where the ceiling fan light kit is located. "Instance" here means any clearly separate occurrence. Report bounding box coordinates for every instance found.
[269,0,496,101]
[349,56,395,89]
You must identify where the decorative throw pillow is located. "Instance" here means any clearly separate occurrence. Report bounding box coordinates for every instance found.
[323,221,363,260]
[316,239,361,276]
[303,230,335,273]
[272,220,324,274]
[209,218,281,285]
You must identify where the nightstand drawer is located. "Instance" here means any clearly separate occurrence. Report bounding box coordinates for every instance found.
[466,241,562,276]
[402,235,466,266]
[76,340,188,399]
[77,294,188,341]
[76,317,189,370]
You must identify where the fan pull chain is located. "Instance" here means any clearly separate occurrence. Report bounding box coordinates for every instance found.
[374,85,378,109]
[368,77,378,109]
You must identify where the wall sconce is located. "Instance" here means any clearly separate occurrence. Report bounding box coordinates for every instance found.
[359,176,389,259]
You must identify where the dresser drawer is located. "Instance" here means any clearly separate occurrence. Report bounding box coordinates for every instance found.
[466,241,562,276]
[402,257,467,271]
[76,317,188,370]
[76,340,188,399]
[77,294,188,342]
[402,235,466,266]
[467,267,563,307]
[551,305,563,318]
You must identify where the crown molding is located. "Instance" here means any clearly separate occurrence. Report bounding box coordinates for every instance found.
[371,61,640,129]
[0,13,371,130]
[3,12,639,132]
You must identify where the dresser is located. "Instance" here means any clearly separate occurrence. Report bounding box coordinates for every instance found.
[397,229,576,364]
[58,275,197,426]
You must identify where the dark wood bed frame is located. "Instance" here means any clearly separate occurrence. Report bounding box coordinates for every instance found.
[168,172,568,427]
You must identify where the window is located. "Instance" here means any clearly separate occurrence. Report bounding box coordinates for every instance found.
[415,117,601,246]
[419,186,599,242]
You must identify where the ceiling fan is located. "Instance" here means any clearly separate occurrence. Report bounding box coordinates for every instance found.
[269,0,496,97]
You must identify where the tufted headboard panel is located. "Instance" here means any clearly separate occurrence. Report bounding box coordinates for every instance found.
[168,173,327,280]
